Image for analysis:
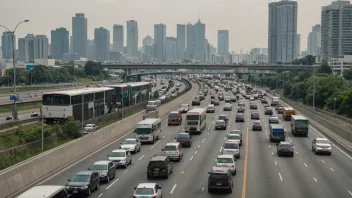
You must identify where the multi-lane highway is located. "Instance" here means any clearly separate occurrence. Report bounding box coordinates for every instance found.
[24,82,352,198]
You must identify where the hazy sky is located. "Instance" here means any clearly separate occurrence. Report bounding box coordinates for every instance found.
[0,0,337,52]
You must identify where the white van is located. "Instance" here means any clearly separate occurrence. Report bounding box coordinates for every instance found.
[18,185,69,198]
[135,118,161,143]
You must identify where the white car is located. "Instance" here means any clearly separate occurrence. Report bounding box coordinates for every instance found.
[222,141,240,159]
[312,138,332,155]
[83,124,98,134]
[225,134,242,146]
[133,183,162,198]
[120,138,141,153]
[216,154,236,175]
[108,149,132,168]
[269,115,279,123]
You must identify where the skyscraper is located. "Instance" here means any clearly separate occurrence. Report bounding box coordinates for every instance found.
[113,25,124,53]
[194,19,206,62]
[296,34,301,58]
[94,27,110,62]
[18,34,48,63]
[127,20,138,58]
[321,1,352,60]
[218,30,229,55]
[308,24,321,56]
[87,39,95,60]
[34,35,49,59]
[143,35,154,53]
[186,22,195,59]
[1,32,15,59]
[268,0,298,63]
[177,24,186,60]
[154,24,166,62]
[72,13,87,58]
[165,37,177,62]
[51,27,69,59]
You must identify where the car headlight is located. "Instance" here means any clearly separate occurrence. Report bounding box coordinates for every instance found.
[100,172,107,176]
[81,186,89,189]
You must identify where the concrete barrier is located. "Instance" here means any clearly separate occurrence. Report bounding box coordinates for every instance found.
[0,79,199,198]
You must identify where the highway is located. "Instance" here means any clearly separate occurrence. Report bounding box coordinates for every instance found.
[30,82,352,198]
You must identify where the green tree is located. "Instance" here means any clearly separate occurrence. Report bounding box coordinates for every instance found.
[342,69,352,80]
[84,61,102,76]
[316,60,332,74]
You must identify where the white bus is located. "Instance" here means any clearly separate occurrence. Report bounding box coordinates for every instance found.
[135,118,161,143]
[185,108,207,134]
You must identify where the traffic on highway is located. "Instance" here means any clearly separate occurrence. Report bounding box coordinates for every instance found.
[16,76,352,198]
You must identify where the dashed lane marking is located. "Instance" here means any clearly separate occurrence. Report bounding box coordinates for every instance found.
[202,187,204,191]
[106,178,119,190]
[198,145,201,148]
[202,138,205,143]
[321,160,326,164]
[304,163,308,168]
[288,137,293,142]
[195,151,198,155]
[182,171,184,174]
[275,161,277,166]
[138,155,144,160]
[330,168,334,172]
[150,140,161,149]
[170,184,177,194]
[220,146,223,152]
[313,177,318,182]
[348,190,352,196]
[124,169,128,173]
[98,193,103,198]
[278,173,283,181]
[190,156,194,161]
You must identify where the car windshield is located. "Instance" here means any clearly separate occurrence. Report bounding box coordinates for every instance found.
[148,101,156,105]
[181,104,188,108]
[164,145,177,151]
[230,130,240,135]
[207,106,214,109]
[219,116,227,120]
[136,128,152,135]
[280,144,292,149]
[110,152,125,157]
[224,143,239,149]
[187,115,199,120]
[217,158,233,163]
[92,164,107,170]
[228,135,239,140]
[85,124,94,127]
[168,113,178,118]
[177,134,189,139]
[210,173,228,181]
[70,174,90,182]
[122,140,136,144]
[135,188,154,195]
[317,139,330,144]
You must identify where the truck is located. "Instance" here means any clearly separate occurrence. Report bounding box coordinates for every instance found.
[291,115,309,137]
[271,97,279,106]
[283,107,295,121]
[269,124,285,142]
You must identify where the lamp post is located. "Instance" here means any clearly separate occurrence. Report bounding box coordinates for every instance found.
[334,97,337,114]
[313,65,316,111]
[0,20,29,120]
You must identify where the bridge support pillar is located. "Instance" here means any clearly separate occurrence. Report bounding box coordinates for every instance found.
[137,74,142,82]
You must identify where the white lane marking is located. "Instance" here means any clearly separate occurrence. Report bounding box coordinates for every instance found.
[198,145,201,148]
[202,138,205,143]
[313,177,318,182]
[170,184,177,194]
[272,152,274,155]
[330,168,334,172]
[162,136,165,139]
[150,140,161,149]
[275,161,277,166]
[190,156,194,161]
[182,171,184,174]
[348,190,352,196]
[304,163,308,168]
[195,151,198,155]
[220,146,223,152]
[98,193,103,198]
[168,131,171,134]
[278,173,283,181]
[269,145,271,148]
[165,124,168,127]
[138,155,145,160]
[202,187,204,191]
[124,169,128,173]
[321,160,326,164]
[296,152,298,154]
[288,137,293,142]
[106,178,119,189]
[208,132,210,135]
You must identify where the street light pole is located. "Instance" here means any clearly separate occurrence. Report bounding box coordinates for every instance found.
[313,65,316,111]
[0,20,29,120]
[334,97,337,114]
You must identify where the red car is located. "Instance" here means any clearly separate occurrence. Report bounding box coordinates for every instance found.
[6,115,13,120]
[237,107,245,113]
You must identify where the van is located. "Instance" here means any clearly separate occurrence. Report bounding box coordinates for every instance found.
[168,111,182,125]
[18,185,69,198]
[136,118,161,143]
[162,142,183,161]
[224,96,231,103]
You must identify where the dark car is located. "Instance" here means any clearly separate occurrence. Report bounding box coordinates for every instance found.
[252,120,262,131]
[235,113,245,122]
[277,106,284,114]
[147,155,173,179]
[251,111,260,119]
[265,107,273,115]
[261,98,268,104]
[213,98,220,106]
[192,96,201,106]
[230,96,237,102]
[250,103,258,109]
[277,142,294,157]
[237,107,245,113]
[218,115,229,124]
[6,115,13,120]
[176,133,192,147]
[208,167,233,193]
[215,120,227,130]
[90,161,116,183]
[66,171,101,196]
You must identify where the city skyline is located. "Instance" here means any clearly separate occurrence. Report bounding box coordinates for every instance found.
[0,0,333,52]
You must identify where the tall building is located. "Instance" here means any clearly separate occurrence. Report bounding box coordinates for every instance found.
[51,27,69,59]
[72,13,87,58]
[296,34,301,59]
[143,35,154,53]
[1,32,15,59]
[307,24,321,56]
[321,1,352,60]
[87,39,94,60]
[18,34,48,63]
[165,37,177,62]
[34,35,49,59]
[154,24,166,62]
[186,22,195,59]
[69,36,73,53]
[218,30,229,55]
[262,48,268,55]
[113,25,124,53]
[250,48,261,63]
[127,20,138,58]
[268,0,298,63]
[177,24,186,60]
[94,27,110,62]
[194,19,206,62]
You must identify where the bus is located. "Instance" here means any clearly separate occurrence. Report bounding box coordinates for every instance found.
[185,108,206,134]
[283,107,295,121]
[269,124,285,142]
[291,115,309,137]
[135,118,161,143]
[42,87,114,123]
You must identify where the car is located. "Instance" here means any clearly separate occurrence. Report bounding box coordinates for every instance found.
[218,115,229,123]
[147,155,173,179]
[161,142,183,161]
[235,113,245,122]
[168,111,182,125]
[251,111,260,119]
[192,96,201,106]
[250,103,258,109]
[245,95,251,99]
[133,183,162,198]
[312,138,332,155]
[30,111,39,117]
[120,138,141,153]
[228,130,242,143]
[252,120,262,131]
[199,92,205,100]
[265,107,273,115]
[261,98,268,104]
[215,120,227,130]
[237,107,245,113]
[225,134,241,146]
[230,96,237,102]
[277,106,284,114]
[275,105,284,110]
[108,149,132,168]
[211,95,215,99]
[269,115,279,123]
[90,161,116,183]
[277,142,294,157]
[208,167,234,193]
[238,102,245,107]
[206,104,216,113]
[223,103,232,111]
[66,171,100,196]
[175,133,192,147]
[263,103,269,107]
[179,104,189,113]
[6,115,13,120]
[213,98,220,105]
[222,141,240,159]
[249,97,255,101]
[216,154,236,175]
[83,124,98,134]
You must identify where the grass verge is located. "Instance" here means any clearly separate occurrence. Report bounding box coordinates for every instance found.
[0,102,42,114]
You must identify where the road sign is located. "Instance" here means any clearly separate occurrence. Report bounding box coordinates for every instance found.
[122,92,128,98]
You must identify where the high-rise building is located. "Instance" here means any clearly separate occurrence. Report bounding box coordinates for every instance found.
[296,34,301,59]
[307,24,321,57]
[94,27,110,62]
[194,19,206,62]
[165,37,177,63]
[262,48,268,55]
[127,20,138,58]
[321,1,352,60]
[218,30,229,55]
[1,32,15,59]
[69,36,73,53]
[154,24,166,62]
[34,35,49,59]
[87,39,94,60]
[18,34,48,63]
[186,22,195,59]
[143,35,154,53]
[51,27,69,59]
[177,24,186,60]
[268,0,298,63]
[113,25,124,53]
[72,13,87,58]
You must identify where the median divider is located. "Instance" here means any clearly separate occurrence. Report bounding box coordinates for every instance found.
[0,78,199,198]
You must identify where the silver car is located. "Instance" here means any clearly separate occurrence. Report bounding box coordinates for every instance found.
[133,183,162,198]
[269,115,279,123]
[223,103,232,111]
[228,130,242,144]
[222,141,240,159]
[120,138,141,153]
[312,138,332,155]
